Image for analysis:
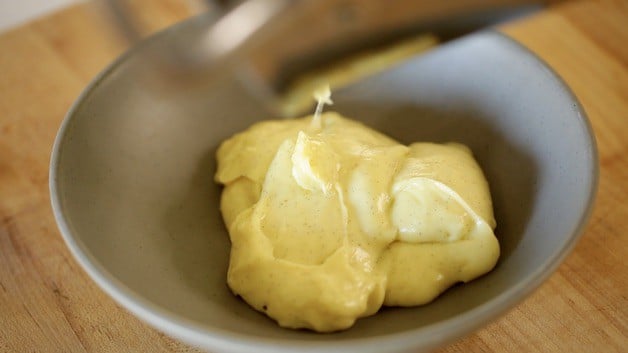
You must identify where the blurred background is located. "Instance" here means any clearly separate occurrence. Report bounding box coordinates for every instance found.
[0,0,83,31]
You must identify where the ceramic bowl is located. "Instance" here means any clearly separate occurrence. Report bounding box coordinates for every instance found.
[50,16,598,353]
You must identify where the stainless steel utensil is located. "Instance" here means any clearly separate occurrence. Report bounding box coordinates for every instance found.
[103,0,551,113]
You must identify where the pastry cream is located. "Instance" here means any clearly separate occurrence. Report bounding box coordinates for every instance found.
[215,109,499,332]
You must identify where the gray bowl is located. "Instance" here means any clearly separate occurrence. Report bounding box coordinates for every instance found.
[50,17,598,353]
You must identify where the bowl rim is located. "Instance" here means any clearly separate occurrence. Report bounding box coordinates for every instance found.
[49,26,599,353]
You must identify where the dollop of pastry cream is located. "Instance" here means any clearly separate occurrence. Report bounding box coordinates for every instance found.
[214,90,499,332]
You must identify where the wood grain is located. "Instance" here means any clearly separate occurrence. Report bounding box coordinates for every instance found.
[0,0,626,352]
[0,3,201,352]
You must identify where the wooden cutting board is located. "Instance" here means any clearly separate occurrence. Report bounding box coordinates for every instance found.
[0,0,626,352]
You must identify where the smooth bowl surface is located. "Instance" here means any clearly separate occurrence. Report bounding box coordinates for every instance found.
[50,18,597,353]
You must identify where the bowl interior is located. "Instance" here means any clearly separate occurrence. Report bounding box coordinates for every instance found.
[52,21,597,352]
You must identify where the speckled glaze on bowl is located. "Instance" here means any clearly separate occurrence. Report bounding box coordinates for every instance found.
[50,17,597,353]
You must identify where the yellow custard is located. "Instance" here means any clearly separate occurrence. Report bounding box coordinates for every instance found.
[215,110,499,332]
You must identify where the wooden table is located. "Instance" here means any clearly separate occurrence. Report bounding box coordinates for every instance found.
[0,0,626,352]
